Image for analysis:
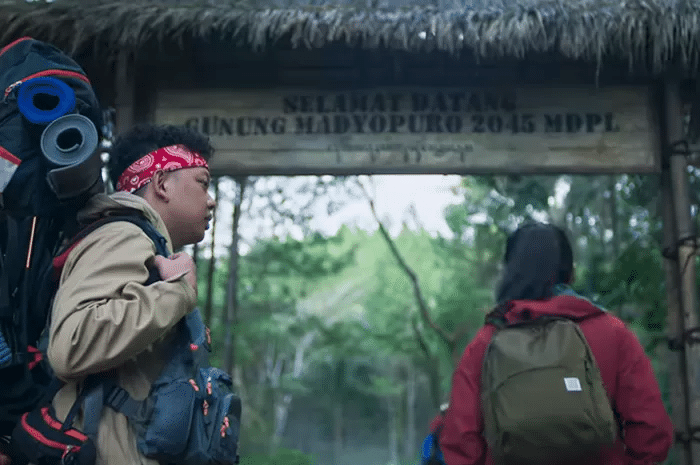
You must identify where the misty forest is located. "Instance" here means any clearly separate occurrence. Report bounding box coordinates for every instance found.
[192,172,681,465]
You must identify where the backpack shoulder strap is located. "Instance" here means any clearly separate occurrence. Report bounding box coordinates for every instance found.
[431,423,443,459]
[57,212,170,438]
[105,214,168,258]
[53,212,169,279]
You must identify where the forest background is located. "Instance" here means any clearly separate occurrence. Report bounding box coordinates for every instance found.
[188,172,686,465]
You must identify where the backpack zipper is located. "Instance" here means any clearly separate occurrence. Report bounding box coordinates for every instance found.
[0,146,20,166]
[0,37,31,57]
[19,412,82,455]
[40,407,89,442]
[5,69,91,98]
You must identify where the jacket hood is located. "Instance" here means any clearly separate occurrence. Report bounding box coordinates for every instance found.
[501,293,606,325]
[77,192,173,252]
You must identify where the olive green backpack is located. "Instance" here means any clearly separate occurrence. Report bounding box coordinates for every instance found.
[481,314,617,465]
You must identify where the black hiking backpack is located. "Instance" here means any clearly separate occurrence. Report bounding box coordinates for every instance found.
[0,37,103,217]
[0,37,104,440]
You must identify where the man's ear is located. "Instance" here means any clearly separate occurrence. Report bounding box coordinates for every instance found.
[150,170,170,201]
[568,267,576,285]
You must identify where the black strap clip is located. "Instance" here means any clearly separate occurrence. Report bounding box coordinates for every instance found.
[662,235,699,261]
[662,244,679,260]
[670,140,691,157]
[104,384,130,411]
[668,327,700,351]
[675,427,700,444]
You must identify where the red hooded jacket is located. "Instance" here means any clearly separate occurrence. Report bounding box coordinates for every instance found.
[440,293,674,465]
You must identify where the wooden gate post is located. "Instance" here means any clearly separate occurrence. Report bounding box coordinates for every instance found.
[661,161,692,465]
[662,79,700,464]
[114,49,135,136]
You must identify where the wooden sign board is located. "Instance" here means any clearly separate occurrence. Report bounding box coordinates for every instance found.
[154,86,660,175]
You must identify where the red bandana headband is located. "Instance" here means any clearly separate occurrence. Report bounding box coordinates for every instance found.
[116,144,209,193]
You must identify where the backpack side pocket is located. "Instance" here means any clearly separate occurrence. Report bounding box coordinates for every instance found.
[137,379,196,459]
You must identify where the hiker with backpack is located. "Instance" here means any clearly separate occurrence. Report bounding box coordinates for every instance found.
[1,37,239,465]
[439,222,673,465]
[17,124,240,465]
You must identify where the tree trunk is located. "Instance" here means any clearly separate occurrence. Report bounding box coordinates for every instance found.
[363,183,468,362]
[204,178,219,326]
[333,401,343,465]
[608,175,620,258]
[223,177,247,376]
[388,396,399,465]
[412,319,443,410]
[404,363,417,462]
[272,333,314,447]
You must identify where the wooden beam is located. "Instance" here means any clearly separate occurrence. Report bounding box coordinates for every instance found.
[114,50,135,135]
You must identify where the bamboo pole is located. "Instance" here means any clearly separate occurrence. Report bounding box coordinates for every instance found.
[661,164,691,465]
[663,79,700,464]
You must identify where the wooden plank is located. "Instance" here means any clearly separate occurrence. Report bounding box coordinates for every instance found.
[275,47,358,68]
[154,85,660,175]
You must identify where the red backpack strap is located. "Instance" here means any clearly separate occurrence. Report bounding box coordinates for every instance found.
[51,212,147,280]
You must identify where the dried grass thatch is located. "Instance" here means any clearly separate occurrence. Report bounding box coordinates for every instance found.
[1,0,700,74]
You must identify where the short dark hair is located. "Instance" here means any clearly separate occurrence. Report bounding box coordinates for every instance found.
[495,222,574,304]
[108,124,213,185]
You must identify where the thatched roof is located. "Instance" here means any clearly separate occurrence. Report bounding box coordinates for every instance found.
[1,0,700,74]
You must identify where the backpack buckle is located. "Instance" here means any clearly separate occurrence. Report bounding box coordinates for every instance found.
[104,386,130,411]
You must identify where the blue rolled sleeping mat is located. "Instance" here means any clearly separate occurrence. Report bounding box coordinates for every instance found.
[17,76,76,125]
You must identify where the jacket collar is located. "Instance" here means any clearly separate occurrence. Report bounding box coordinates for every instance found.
[77,192,174,254]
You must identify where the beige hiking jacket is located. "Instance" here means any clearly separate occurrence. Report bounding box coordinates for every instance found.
[47,192,197,465]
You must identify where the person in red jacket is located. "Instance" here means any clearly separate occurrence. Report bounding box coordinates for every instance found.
[440,222,673,465]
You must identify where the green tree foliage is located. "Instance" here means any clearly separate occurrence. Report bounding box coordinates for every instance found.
[207,230,357,457]
[198,173,680,465]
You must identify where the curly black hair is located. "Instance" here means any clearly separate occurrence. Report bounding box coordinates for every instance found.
[108,124,214,186]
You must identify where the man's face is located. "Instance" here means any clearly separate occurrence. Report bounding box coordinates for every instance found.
[166,167,215,249]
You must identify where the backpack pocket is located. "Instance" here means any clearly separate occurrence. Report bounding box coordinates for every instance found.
[110,310,241,465]
[202,367,241,463]
[137,379,196,458]
[135,366,241,465]
[0,104,25,194]
[11,406,96,465]
[482,319,617,465]
[178,367,240,465]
